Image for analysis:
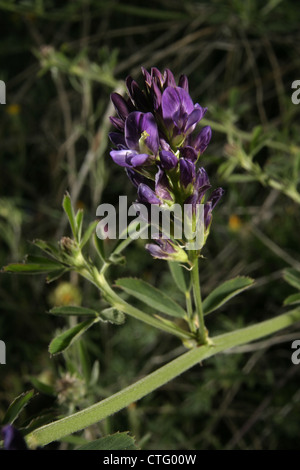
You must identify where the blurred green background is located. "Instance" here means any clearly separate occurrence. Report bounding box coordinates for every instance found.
[1,0,300,450]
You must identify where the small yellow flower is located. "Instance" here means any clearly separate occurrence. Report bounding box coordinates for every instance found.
[228,214,242,232]
[49,282,82,307]
[6,104,21,116]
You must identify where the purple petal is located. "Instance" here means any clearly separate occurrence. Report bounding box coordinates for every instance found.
[109,132,126,148]
[125,76,135,101]
[109,116,125,131]
[155,167,173,201]
[204,188,224,229]
[194,104,207,120]
[204,201,212,229]
[159,150,178,170]
[195,167,211,201]
[137,184,161,205]
[164,69,176,88]
[110,149,136,167]
[110,93,131,120]
[180,146,198,163]
[179,159,196,188]
[195,167,210,189]
[125,112,144,151]
[151,67,164,87]
[1,425,28,450]
[151,80,162,111]
[130,80,149,111]
[194,126,212,153]
[125,112,159,154]
[184,108,203,133]
[159,138,171,151]
[126,169,147,188]
[207,187,224,210]
[145,243,169,259]
[141,112,160,154]
[162,87,194,129]
[130,153,151,167]
[178,74,189,93]
[184,191,199,208]
[141,67,152,87]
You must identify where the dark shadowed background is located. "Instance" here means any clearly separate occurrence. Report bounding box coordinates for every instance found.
[1,0,300,450]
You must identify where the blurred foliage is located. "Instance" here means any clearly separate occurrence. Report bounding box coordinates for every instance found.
[1,0,300,450]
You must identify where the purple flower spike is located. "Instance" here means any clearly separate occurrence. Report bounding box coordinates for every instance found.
[1,425,28,450]
[108,66,222,255]
[159,150,178,170]
[137,183,161,205]
[179,158,195,188]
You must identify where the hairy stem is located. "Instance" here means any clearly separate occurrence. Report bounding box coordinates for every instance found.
[26,307,300,448]
[190,253,206,344]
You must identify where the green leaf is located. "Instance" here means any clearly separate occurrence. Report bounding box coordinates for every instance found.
[80,220,98,249]
[33,239,61,260]
[62,192,77,240]
[116,277,186,318]
[46,268,69,283]
[168,261,188,293]
[2,390,35,425]
[284,293,300,306]
[48,319,97,355]
[76,432,138,450]
[75,209,84,242]
[3,256,63,274]
[283,268,300,290]
[203,276,255,315]
[50,305,98,317]
[93,232,106,263]
[49,305,125,324]
[227,174,257,183]
[29,378,55,396]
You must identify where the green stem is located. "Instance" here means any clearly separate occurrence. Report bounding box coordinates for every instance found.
[26,307,300,448]
[185,290,195,333]
[190,253,206,344]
